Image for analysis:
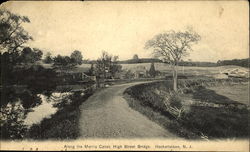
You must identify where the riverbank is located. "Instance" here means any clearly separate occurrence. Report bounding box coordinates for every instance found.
[123,78,249,140]
[27,88,95,140]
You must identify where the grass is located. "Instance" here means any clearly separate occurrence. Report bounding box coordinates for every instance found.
[27,88,95,140]
[124,78,249,140]
[208,84,249,105]
[180,106,249,139]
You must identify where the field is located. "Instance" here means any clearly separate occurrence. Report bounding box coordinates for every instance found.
[121,63,249,76]
[42,62,248,77]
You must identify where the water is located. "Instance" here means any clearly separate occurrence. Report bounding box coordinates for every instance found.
[24,92,73,127]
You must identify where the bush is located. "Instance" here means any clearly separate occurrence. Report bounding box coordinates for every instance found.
[168,92,183,109]
[0,102,28,139]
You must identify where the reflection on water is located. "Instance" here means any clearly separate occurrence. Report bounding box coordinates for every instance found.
[1,83,96,139]
[24,100,56,126]
[24,92,73,126]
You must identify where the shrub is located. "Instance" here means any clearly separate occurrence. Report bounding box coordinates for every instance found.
[0,102,28,139]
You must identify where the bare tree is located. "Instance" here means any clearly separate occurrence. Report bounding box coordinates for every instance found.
[145,29,201,91]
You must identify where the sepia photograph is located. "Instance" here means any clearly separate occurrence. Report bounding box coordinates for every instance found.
[0,0,249,151]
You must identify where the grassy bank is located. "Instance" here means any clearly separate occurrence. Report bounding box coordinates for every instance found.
[124,78,249,140]
[27,88,95,140]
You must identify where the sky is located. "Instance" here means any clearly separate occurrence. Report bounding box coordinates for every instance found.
[2,1,249,62]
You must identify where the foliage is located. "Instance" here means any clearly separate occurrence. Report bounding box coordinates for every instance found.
[53,51,84,71]
[133,54,139,60]
[19,47,43,64]
[0,9,33,53]
[0,102,28,139]
[43,52,53,64]
[124,70,135,79]
[16,65,60,95]
[86,63,95,76]
[52,55,76,71]
[178,61,217,67]
[70,50,83,65]
[17,91,42,109]
[95,51,122,79]
[148,62,157,77]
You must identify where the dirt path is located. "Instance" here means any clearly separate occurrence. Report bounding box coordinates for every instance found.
[79,82,178,139]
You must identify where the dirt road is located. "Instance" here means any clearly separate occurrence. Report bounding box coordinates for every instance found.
[79,82,177,138]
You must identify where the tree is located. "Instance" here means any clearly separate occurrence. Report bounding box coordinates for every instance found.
[21,65,60,95]
[70,50,83,65]
[110,55,122,78]
[149,62,157,77]
[86,63,95,76]
[94,51,122,87]
[43,52,53,64]
[19,47,43,64]
[133,54,139,60]
[0,9,33,53]
[124,70,135,79]
[52,55,75,71]
[145,29,201,91]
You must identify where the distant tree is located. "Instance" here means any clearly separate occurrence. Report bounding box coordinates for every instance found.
[20,65,60,95]
[133,54,139,60]
[217,58,249,68]
[43,52,53,64]
[86,63,95,76]
[145,28,201,91]
[19,47,43,64]
[53,55,75,71]
[149,62,157,77]
[0,9,33,53]
[95,51,122,86]
[70,50,83,65]
[110,55,122,78]
[124,70,135,79]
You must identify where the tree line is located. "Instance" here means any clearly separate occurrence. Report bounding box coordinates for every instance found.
[217,58,249,68]
[0,8,122,90]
